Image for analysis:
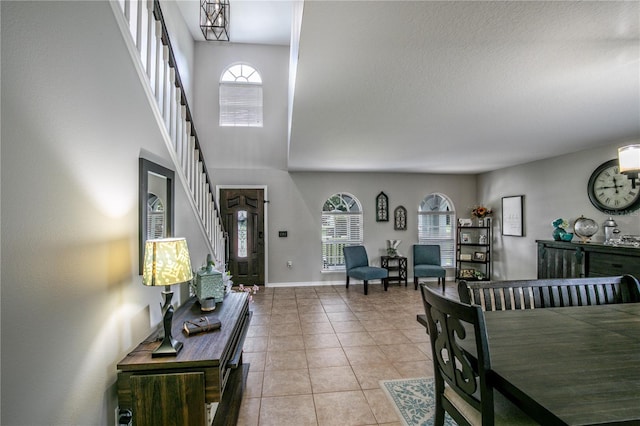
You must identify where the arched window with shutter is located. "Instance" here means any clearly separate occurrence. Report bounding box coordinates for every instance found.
[321,193,363,271]
[418,193,456,267]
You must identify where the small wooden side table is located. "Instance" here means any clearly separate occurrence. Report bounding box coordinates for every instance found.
[381,256,408,287]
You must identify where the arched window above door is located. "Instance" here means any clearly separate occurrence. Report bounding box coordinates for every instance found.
[219,63,263,127]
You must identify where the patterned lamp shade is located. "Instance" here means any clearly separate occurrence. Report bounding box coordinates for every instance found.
[143,238,193,287]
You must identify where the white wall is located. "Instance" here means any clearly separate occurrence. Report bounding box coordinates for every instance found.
[194,42,482,285]
[2,2,638,424]
[193,42,290,171]
[478,140,640,280]
[195,35,640,286]
[1,2,211,424]
[212,168,477,285]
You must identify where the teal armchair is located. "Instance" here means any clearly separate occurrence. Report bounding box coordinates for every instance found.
[413,244,446,291]
[343,245,388,295]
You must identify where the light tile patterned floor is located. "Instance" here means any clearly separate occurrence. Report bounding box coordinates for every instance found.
[237,281,456,426]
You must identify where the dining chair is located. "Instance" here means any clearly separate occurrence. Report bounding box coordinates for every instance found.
[420,284,538,426]
[413,244,446,291]
[343,245,388,295]
[458,274,640,311]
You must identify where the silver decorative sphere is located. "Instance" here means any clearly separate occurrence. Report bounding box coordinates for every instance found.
[574,216,598,242]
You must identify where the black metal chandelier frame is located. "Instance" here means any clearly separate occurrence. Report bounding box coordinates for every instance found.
[200,0,230,41]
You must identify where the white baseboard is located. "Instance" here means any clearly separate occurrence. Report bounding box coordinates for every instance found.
[263,277,443,288]
[265,279,386,288]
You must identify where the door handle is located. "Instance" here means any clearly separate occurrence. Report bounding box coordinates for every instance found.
[258,232,263,239]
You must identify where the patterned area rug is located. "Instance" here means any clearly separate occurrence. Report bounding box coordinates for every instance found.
[380,377,457,426]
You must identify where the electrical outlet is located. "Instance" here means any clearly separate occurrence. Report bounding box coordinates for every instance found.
[287,260,293,268]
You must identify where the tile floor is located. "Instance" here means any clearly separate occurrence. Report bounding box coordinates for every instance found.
[237,280,457,426]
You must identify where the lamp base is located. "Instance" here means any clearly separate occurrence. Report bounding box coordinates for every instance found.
[152,338,183,358]
[152,288,183,358]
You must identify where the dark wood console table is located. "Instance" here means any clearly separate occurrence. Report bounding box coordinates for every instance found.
[537,239,640,279]
[117,292,251,426]
[381,255,408,286]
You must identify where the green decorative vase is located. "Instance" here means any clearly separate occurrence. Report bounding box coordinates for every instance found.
[552,228,566,241]
[561,232,574,242]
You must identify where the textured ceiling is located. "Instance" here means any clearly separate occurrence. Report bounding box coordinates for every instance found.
[179,1,640,174]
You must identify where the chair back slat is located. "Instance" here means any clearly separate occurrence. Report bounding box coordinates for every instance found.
[459,275,640,311]
[420,284,495,423]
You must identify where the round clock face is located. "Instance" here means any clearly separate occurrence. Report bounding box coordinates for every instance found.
[588,159,640,214]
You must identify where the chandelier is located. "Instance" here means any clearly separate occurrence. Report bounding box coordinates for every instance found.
[200,0,230,41]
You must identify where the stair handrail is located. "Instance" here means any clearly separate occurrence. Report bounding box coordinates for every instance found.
[110,0,227,266]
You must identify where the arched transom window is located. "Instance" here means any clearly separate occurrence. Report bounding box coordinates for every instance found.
[219,63,263,127]
[321,193,363,271]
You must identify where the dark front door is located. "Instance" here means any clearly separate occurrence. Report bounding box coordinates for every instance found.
[220,188,265,286]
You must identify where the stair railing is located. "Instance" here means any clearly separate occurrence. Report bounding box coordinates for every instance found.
[109,0,226,266]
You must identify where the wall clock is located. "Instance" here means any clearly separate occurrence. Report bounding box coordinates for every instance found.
[587,159,640,214]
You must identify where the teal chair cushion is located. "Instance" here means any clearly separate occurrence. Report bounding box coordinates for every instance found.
[414,264,446,278]
[348,266,389,281]
[414,244,441,267]
[413,245,446,280]
[344,245,369,270]
[343,246,388,295]
[344,246,388,280]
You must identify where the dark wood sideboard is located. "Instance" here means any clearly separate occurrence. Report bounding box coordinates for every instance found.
[537,239,640,279]
[117,292,251,426]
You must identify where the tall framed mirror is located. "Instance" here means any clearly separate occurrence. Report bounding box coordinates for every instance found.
[139,158,175,274]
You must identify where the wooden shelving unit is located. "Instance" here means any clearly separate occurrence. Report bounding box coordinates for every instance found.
[456,218,492,281]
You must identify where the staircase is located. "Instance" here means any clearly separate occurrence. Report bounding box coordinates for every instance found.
[110,0,226,265]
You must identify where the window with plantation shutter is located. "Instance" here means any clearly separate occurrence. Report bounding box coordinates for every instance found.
[322,193,363,271]
[219,63,263,127]
[418,193,455,267]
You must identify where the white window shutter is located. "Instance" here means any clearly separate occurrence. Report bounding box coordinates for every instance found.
[219,83,263,127]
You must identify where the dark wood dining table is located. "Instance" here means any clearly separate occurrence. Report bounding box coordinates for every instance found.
[474,303,640,425]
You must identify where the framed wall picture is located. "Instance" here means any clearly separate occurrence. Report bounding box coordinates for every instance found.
[502,195,524,237]
[460,269,475,279]
[459,253,472,261]
[474,252,486,261]
[394,205,407,230]
[458,218,473,227]
[376,191,389,222]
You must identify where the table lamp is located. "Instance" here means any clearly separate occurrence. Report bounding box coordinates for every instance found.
[143,237,193,357]
[618,144,640,188]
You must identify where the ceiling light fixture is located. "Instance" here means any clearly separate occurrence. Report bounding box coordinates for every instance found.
[200,0,230,41]
[618,144,640,189]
